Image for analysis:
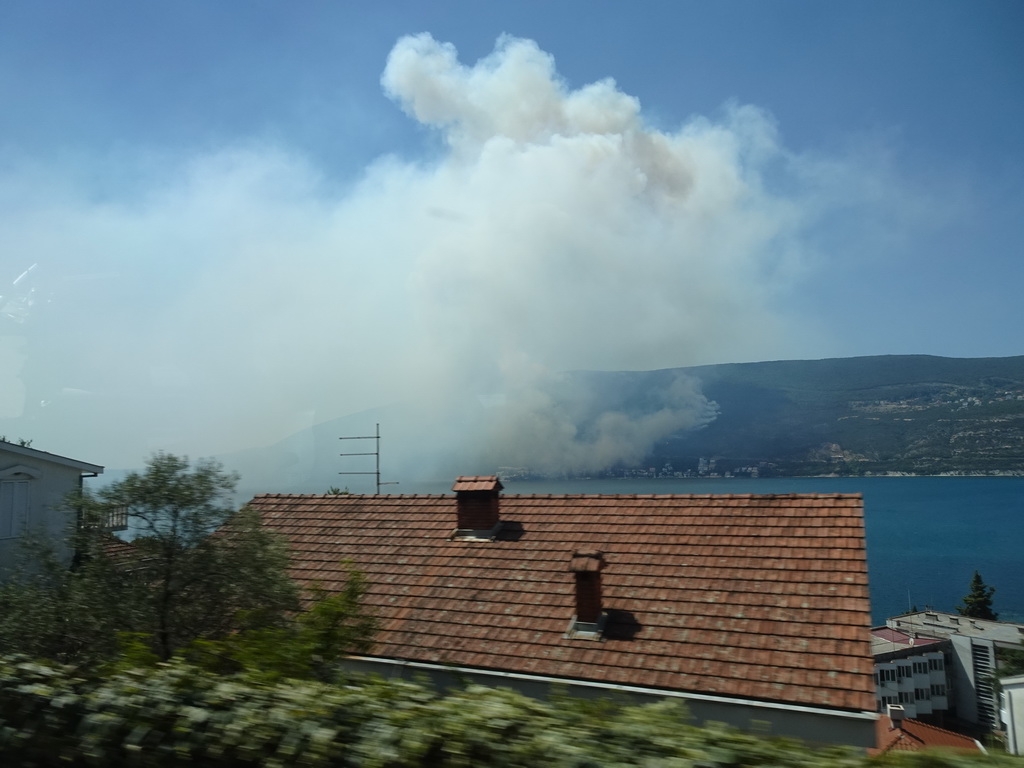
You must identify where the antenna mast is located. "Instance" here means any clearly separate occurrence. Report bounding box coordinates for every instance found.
[338,423,398,495]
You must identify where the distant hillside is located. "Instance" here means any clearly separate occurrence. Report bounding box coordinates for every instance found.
[208,355,1024,494]
[629,355,1024,477]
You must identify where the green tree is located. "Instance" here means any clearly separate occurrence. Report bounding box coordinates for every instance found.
[184,568,379,682]
[957,570,998,621]
[84,453,302,660]
[998,645,1024,677]
[0,528,141,663]
[0,453,301,663]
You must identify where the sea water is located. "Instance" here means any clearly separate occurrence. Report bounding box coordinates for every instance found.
[407,476,1024,626]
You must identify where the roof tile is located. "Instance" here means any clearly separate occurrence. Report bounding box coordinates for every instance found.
[252,490,875,712]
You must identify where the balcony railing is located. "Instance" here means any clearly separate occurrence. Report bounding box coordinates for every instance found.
[103,506,129,532]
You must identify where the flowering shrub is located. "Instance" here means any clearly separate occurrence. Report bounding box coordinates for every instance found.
[0,656,1014,767]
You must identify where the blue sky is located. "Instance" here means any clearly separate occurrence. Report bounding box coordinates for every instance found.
[1,1,1021,469]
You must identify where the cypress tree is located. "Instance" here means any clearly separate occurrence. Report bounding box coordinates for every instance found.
[957,571,998,621]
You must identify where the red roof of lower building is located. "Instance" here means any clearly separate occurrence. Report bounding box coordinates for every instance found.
[874,716,983,753]
[250,489,875,712]
[99,534,139,563]
[871,626,942,646]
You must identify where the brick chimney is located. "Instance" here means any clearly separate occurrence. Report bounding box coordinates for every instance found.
[569,549,605,624]
[452,476,503,534]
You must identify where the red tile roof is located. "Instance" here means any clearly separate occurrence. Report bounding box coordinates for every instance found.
[250,490,875,712]
[99,534,140,563]
[872,627,911,644]
[871,626,942,647]
[874,716,983,753]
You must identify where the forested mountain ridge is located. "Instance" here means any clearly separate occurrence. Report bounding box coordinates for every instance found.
[633,355,1024,477]
[207,355,1024,496]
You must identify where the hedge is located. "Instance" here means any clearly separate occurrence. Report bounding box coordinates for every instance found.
[0,656,1018,767]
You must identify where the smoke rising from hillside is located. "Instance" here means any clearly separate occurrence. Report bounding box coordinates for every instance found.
[1,34,876,479]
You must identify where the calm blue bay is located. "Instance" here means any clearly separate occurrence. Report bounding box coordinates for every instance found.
[406,476,1023,626]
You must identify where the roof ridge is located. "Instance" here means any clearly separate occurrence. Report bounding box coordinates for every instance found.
[490,493,863,500]
[249,494,867,507]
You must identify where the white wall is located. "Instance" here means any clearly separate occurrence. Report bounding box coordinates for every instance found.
[0,445,100,579]
[346,656,879,749]
[1003,675,1024,755]
[949,634,997,727]
[874,651,947,718]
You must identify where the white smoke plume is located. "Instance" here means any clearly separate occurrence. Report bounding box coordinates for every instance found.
[1,34,869,481]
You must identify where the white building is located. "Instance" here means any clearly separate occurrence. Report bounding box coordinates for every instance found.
[888,610,1024,647]
[873,611,1024,730]
[0,440,103,579]
[1002,674,1024,755]
[872,628,950,719]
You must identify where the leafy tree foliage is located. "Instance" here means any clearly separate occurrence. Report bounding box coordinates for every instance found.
[957,570,998,621]
[0,435,33,447]
[177,569,379,682]
[0,453,303,663]
[998,645,1024,677]
[0,529,140,663]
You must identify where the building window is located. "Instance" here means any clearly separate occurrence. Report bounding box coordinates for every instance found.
[898,665,912,679]
[913,661,928,674]
[931,684,946,696]
[899,691,913,704]
[0,480,30,538]
[877,667,897,683]
[929,657,944,672]
[915,688,929,701]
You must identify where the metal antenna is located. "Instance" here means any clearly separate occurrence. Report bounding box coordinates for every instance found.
[338,423,398,495]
